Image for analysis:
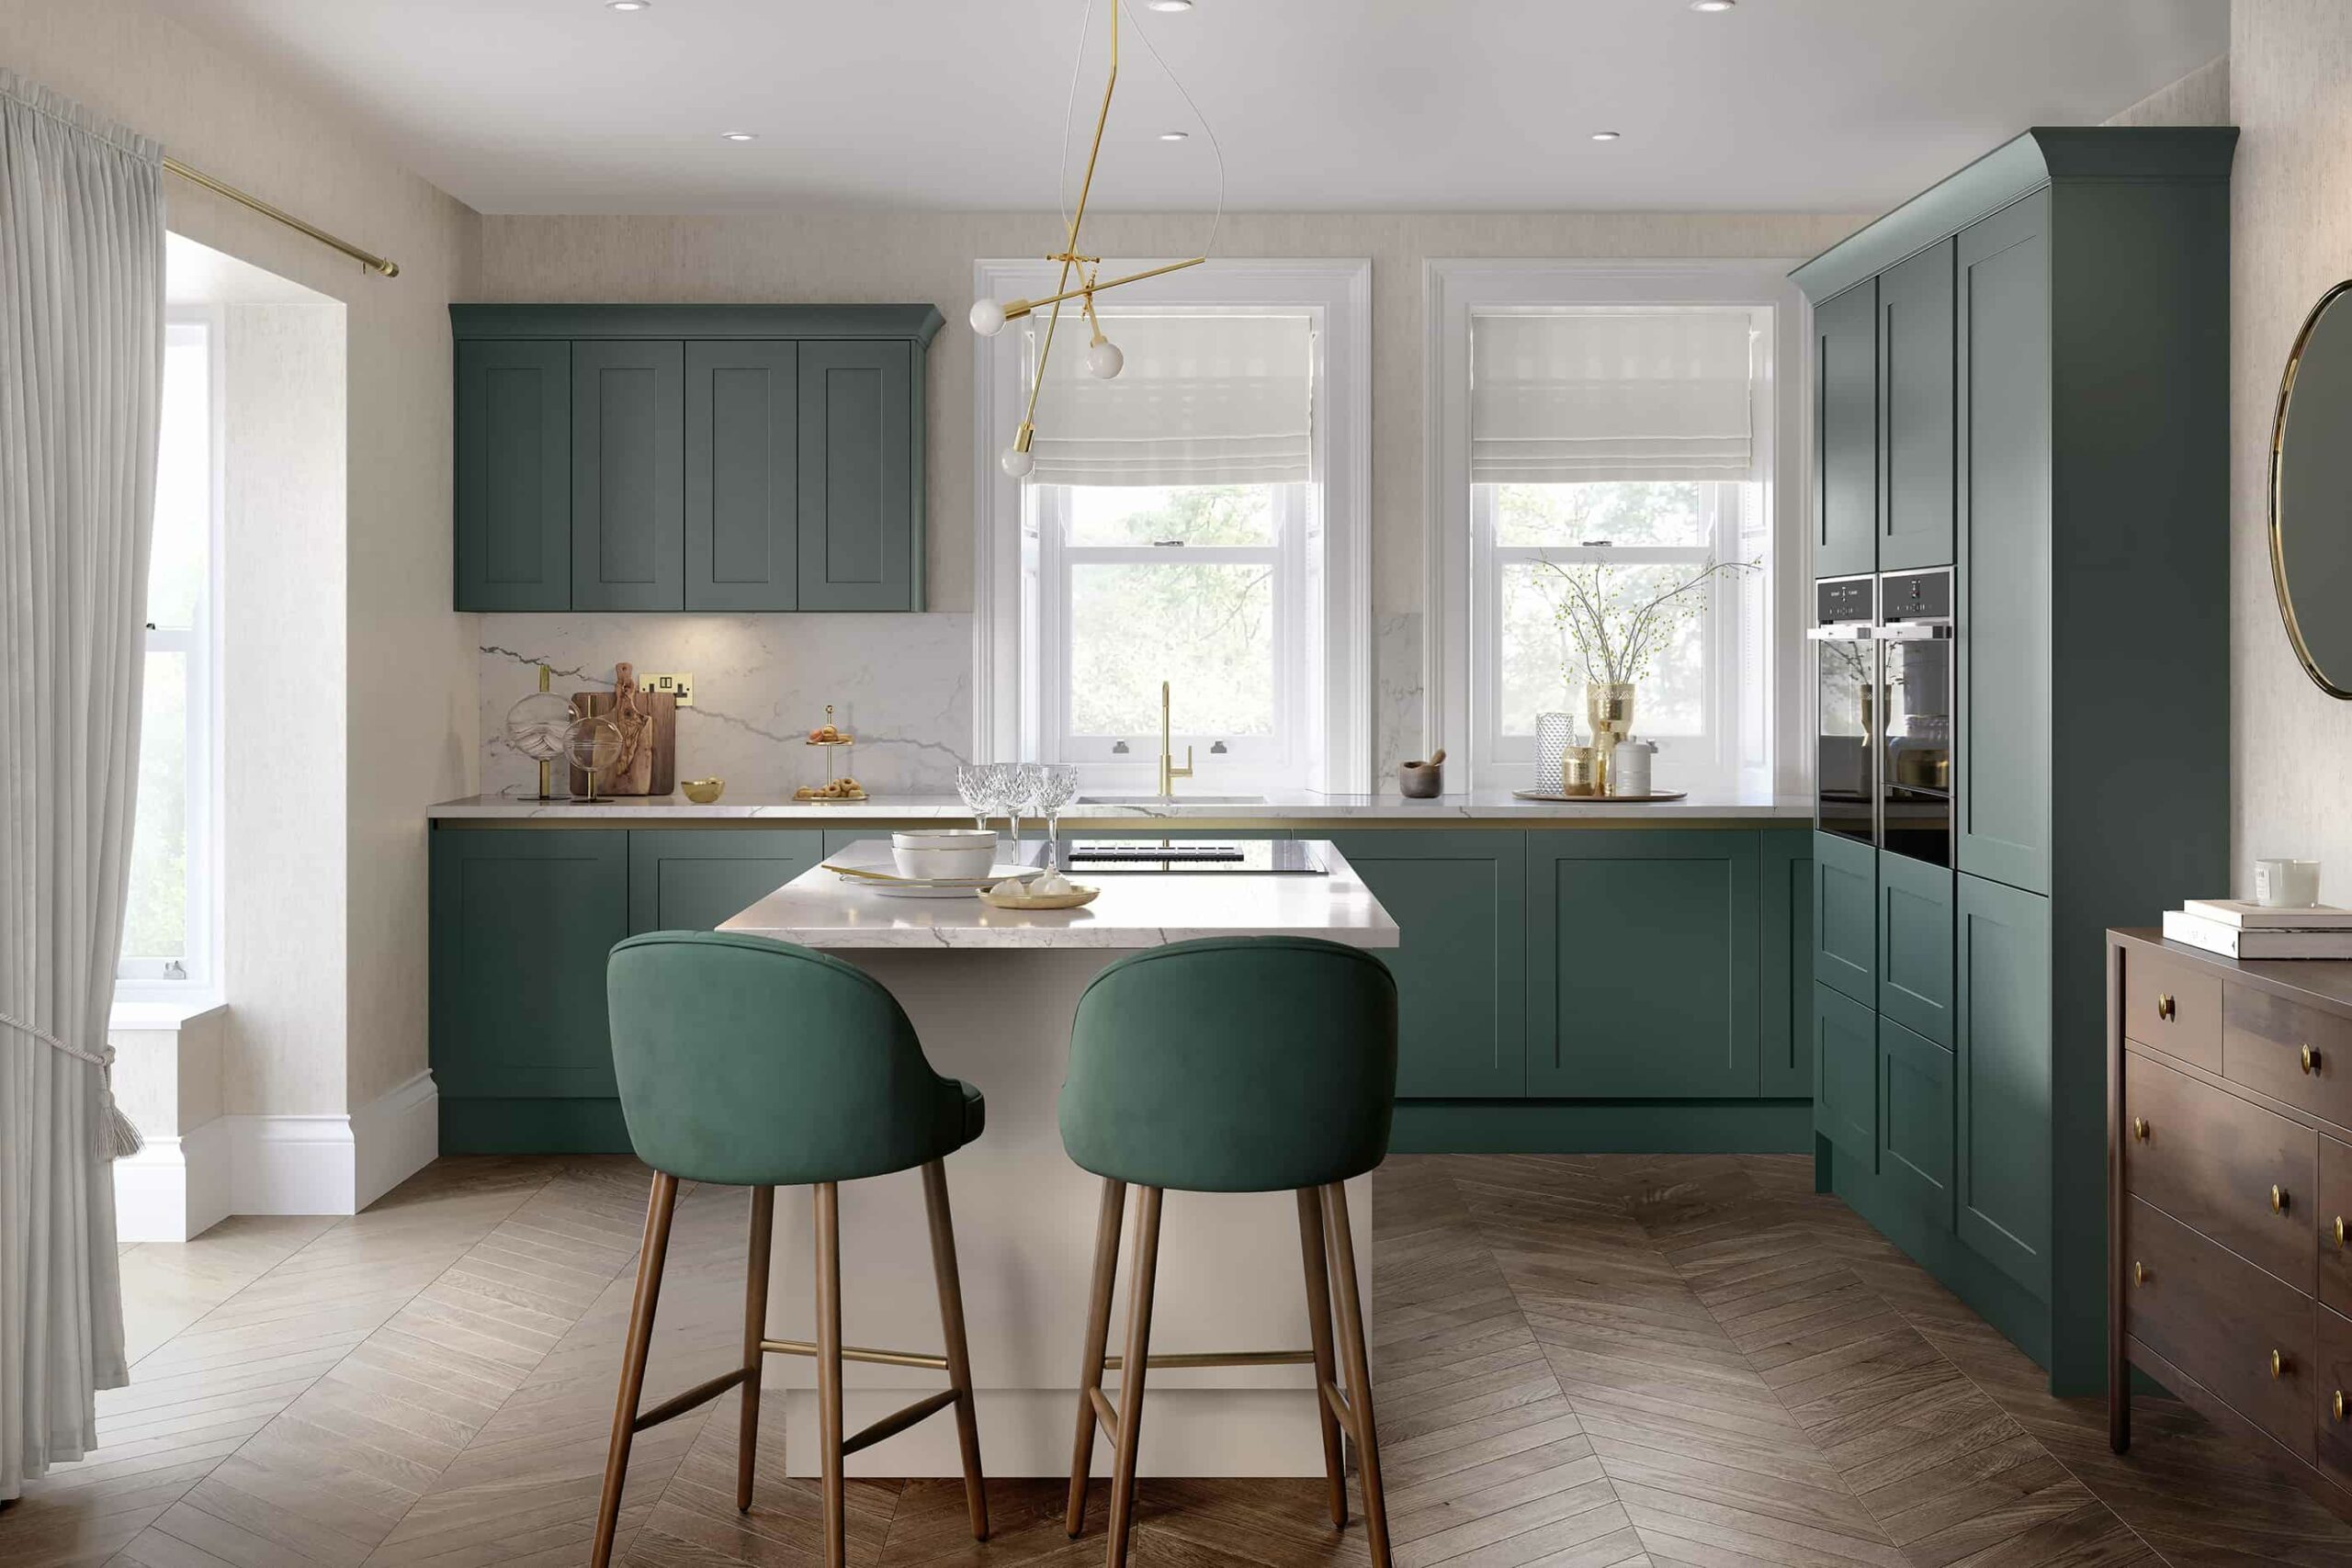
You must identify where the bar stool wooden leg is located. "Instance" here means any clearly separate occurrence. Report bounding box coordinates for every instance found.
[1104,1186,1162,1568]
[738,1186,774,1512]
[1067,1176,1127,1537]
[921,1159,990,1541]
[1323,1183,1390,1568]
[592,1170,679,1568]
[813,1181,846,1568]
[1295,1188,1349,1530]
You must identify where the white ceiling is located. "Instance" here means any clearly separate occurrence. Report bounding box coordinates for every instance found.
[170,0,2229,215]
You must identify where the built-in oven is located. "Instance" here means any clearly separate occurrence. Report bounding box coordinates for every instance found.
[1808,575,1876,847]
[1807,568,1953,865]
[1877,568,1952,867]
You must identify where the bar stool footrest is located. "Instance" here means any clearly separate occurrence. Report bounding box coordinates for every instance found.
[842,1388,962,1456]
[631,1368,750,1433]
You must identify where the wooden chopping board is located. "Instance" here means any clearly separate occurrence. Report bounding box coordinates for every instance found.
[570,660,675,795]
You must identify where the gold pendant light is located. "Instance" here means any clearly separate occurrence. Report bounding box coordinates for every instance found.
[968,0,1225,479]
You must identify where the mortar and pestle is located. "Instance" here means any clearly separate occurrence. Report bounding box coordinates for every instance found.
[1398,748,1447,798]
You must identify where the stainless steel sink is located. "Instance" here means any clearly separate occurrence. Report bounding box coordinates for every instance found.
[1079,794,1268,806]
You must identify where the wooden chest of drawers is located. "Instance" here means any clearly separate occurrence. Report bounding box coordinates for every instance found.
[2110,931,2352,1517]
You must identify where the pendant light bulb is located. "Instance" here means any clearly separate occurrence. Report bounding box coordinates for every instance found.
[969,298,1009,337]
[1001,446,1036,479]
[1087,338,1125,379]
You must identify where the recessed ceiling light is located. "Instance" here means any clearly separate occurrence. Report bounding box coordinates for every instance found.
[1148,1,1194,10]
[721,131,757,142]
[606,1,650,10]
[1159,130,1190,141]
[1590,130,1622,141]
[1690,0,1736,9]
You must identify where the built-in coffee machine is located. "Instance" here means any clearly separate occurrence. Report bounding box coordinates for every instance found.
[1808,568,1953,866]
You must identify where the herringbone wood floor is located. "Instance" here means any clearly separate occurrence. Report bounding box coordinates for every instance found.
[6,1153,2352,1567]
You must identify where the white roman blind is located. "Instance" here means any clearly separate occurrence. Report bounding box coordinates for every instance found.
[1471,308,1756,483]
[1028,310,1314,486]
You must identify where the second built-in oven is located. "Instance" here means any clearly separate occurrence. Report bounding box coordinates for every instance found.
[1808,568,1953,867]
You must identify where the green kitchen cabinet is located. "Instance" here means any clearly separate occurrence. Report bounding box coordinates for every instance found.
[1330,831,1525,1099]
[1813,981,1877,1168]
[450,305,943,614]
[1812,830,1876,1007]
[1879,1015,1955,1226]
[685,341,798,612]
[1761,830,1815,1099]
[1814,278,1878,580]
[1954,871,2052,1295]
[455,339,570,612]
[1526,830,1760,1099]
[571,338,685,612]
[1953,193,2052,897]
[798,341,921,612]
[1878,237,1956,571]
[1878,852,1954,1047]
[628,829,821,933]
[431,828,629,1145]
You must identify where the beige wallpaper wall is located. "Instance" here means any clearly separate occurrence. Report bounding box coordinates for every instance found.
[478,209,1871,618]
[4,0,481,1112]
[2229,3,2352,901]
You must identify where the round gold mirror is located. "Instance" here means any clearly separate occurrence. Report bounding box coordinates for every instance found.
[2271,280,2352,697]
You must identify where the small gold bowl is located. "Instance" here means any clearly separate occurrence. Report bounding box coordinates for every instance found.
[680,777,726,805]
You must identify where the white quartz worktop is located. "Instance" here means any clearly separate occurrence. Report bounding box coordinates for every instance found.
[717,839,1399,950]
[427,785,1811,823]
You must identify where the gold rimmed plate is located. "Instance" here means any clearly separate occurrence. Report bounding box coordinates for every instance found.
[977,886,1100,911]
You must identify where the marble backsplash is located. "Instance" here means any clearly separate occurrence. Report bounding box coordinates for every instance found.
[476,614,973,798]
[477,608,1427,798]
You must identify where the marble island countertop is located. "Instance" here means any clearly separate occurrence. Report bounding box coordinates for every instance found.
[718,839,1401,949]
[427,784,1812,824]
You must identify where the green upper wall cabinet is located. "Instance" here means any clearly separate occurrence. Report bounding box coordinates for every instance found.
[1330,830,1526,1100]
[1527,830,1760,1099]
[1814,279,1879,580]
[1878,237,1956,571]
[451,304,944,615]
[456,340,570,612]
[686,341,799,613]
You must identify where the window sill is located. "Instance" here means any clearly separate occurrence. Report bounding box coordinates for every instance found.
[109,998,227,1034]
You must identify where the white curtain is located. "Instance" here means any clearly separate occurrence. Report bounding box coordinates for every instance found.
[1472,309,1756,483]
[0,70,163,1499]
[1028,310,1314,486]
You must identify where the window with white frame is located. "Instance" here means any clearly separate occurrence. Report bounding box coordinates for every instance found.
[119,314,220,998]
[1467,305,1773,791]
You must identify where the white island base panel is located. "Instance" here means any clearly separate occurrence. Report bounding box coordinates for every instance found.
[760,948,1371,1479]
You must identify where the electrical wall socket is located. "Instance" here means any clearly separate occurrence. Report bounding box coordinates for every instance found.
[637,671,693,707]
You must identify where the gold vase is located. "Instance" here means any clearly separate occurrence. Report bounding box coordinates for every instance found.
[1587,682,1636,795]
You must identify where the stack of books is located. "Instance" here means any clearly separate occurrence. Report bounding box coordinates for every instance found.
[2163,899,2352,959]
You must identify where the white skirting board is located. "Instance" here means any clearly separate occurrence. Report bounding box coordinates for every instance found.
[113,1070,439,1241]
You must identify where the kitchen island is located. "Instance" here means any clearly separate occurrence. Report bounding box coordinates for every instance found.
[713,840,1396,1478]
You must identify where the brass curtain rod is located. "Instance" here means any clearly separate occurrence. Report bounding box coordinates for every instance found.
[164,155,400,278]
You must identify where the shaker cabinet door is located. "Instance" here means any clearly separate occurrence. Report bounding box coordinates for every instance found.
[1813,830,1878,1008]
[1954,869,2052,1295]
[628,829,821,933]
[798,340,920,611]
[686,341,799,611]
[573,339,685,612]
[1878,852,1955,1047]
[1879,237,1957,571]
[1814,981,1878,1168]
[1815,279,1879,580]
[1955,195,2052,896]
[456,340,570,611]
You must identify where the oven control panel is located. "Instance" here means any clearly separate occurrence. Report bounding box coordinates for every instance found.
[1882,568,1951,622]
[1815,576,1874,626]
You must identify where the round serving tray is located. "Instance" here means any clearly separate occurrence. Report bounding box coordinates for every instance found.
[1511,789,1689,803]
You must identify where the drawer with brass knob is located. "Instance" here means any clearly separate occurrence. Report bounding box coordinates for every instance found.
[2321,1136,2352,1316]
[2125,1196,2318,1461]
[2126,948,2222,1070]
[2124,1049,2319,1292]
[2227,984,2352,1123]
[2318,1306,2352,1482]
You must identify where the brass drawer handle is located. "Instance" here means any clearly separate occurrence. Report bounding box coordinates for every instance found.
[2336,1215,2346,1249]
[2132,1260,2147,1286]
[2132,1117,2150,1142]
[2157,993,2177,1021]
[2275,1184,2290,1214]
[2306,1043,2324,1075]
[2274,1348,2290,1379]
[2336,1390,2346,1423]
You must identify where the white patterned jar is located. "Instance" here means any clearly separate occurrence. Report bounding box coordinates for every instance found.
[1536,712,1576,794]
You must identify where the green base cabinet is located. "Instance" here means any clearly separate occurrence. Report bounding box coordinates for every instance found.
[1813,830,1877,1006]
[1879,1014,1955,1226]
[1813,981,1877,1167]
[1954,870,2051,1295]
[1329,830,1525,1099]
[628,829,820,934]
[1878,852,1954,1046]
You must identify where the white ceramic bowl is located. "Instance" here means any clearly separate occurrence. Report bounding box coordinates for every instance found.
[891,829,997,881]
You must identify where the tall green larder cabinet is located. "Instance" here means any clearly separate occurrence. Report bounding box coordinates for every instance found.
[1793,127,2234,1394]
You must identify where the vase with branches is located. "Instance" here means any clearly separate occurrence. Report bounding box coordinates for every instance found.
[1537,554,1758,791]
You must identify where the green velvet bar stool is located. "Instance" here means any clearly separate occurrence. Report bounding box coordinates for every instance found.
[1058,935,1400,1568]
[593,931,990,1568]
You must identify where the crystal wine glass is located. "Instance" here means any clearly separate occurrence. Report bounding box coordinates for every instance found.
[1030,763,1080,870]
[980,762,1026,853]
[956,762,992,831]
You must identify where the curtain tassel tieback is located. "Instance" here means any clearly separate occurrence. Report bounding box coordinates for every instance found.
[1,1010,144,1160]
